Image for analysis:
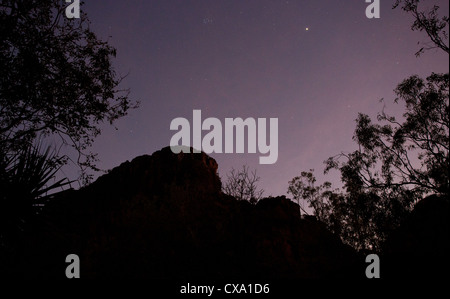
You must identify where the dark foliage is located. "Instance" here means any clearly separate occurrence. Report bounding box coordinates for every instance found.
[0,143,70,255]
[289,1,449,251]
[393,0,449,56]
[0,0,137,181]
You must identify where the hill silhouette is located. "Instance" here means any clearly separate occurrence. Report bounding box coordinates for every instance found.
[382,194,450,279]
[6,147,363,279]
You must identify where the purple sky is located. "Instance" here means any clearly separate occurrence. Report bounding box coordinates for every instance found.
[75,0,449,197]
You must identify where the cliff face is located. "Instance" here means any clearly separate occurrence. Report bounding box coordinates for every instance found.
[10,147,361,279]
[382,194,450,278]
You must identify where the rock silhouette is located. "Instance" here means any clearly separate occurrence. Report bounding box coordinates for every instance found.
[9,147,362,279]
[382,194,450,279]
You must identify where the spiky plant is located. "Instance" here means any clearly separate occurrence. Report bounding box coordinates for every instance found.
[0,143,71,242]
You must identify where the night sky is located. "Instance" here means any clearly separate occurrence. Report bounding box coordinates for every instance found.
[77,0,449,197]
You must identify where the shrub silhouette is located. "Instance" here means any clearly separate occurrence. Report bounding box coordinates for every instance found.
[223,165,264,204]
[0,143,70,250]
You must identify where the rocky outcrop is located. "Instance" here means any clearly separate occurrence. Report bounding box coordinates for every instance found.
[8,147,362,279]
[382,194,450,279]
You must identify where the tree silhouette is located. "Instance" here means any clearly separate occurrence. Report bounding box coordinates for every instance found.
[287,169,332,217]
[0,0,138,182]
[0,0,138,259]
[223,165,264,204]
[290,1,449,251]
[393,0,449,56]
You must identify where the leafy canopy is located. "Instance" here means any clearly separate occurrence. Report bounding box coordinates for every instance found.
[0,0,138,181]
[288,0,449,251]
